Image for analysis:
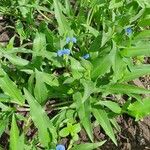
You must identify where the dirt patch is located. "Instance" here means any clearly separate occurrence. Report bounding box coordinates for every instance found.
[1,115,150,150]
[0,16,14,46]
[58,116,150,150]
[100,116,150,150]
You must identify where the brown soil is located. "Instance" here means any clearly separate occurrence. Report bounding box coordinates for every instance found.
[60,116,150,150]
[100,116,150,150]
[0,16,14,46]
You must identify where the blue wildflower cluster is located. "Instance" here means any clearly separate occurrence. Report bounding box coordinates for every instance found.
[66,37,77,44]
[125,27,132,35]
[57,36,90,59]
[57,48,71,57]
[56,144,65,150]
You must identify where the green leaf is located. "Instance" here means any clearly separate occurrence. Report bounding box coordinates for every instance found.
[89,35,102,52]
[101,27,113,47]
[53,0,70,35]
[70,57,84,79]
[73,123,81,133]
[39,72,59,87]
[92,108,117,145]
[32,32,46,67]
[91,54,112,80]
[24,88,57,147]
[135,0,150,8]
[73,92,93,142]
[133,30,150,41]
[33,32,46,54]
[109,0,123,9]
[121,46,150,57]
[4,54,29,66]
[0,93,10,102]
[65,0,72,16]
[111,41,127,82]
[130,8,145,23]
[18,134,24,150]
[71,141,106,150]
[0,119,7,137]
[16,20,26,43]
[52,110,66,127]
[70,57,85,72]
[97,101,121,114]
[110,118,121,132]
[138,17,150,27]
[80,79,96,102]
[122,64,150,82]
[0,69,24,105]
[9,115,19,150]
[102,83,150,95]
[34,69,48,104]
[128,98,150,120]
[59,127,69,137]
[82,24,99,37]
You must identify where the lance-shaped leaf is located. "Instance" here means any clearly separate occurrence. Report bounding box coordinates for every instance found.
[122,64,150,82]
[24,88,57,147]
[73,92,93,142]
[4,54,29,66]
[80,79,96,102]
[92,108,117,145]
[91,54,112,80]
[34,69,48,104]
[53,0,70,35]
[96,101,121,114]
[121,46,150,57]
[101,83,150,95]
[9,115,24,150]
[71,140,106,150]
[0,69,24,105]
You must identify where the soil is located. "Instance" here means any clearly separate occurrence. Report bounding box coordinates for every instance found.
[0,16,14,46]
[59,115,150,150]
[0,16,150,150]
[100,116,150,150]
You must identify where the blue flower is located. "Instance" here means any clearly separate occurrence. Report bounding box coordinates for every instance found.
[83,54,90,59]
[125,27,132,35]
[57,49,64,57]
[63,48,71,55]
[56,144,65,150]
[57,48,71,57]
[72,37,77,43]
[66,37,77,44]
[66,37,71,44]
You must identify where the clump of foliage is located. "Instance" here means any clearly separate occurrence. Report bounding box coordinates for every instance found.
[0,0,150,149]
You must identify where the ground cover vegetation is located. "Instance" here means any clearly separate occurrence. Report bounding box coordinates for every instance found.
[0,0,150,149]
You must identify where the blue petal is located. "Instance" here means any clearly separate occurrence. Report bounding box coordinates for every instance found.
[72,37,77,43]
[83,54,90,59]
[66,37,71,44]
[125,27,132,35]
[63,48,71,55]
[56,144,65,150]
[57,50,63,57]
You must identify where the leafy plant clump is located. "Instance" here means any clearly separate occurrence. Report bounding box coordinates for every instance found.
[0,0,150,149]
